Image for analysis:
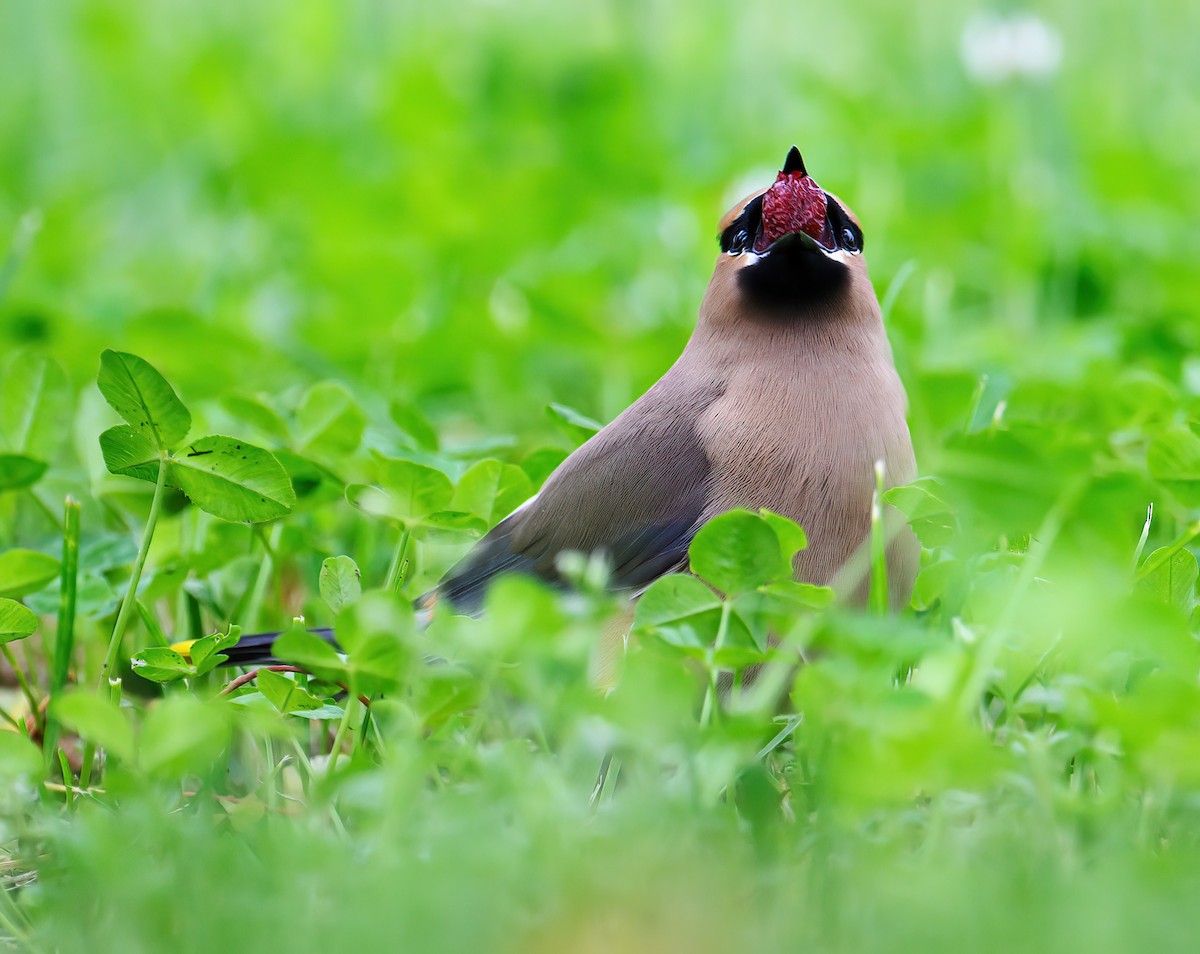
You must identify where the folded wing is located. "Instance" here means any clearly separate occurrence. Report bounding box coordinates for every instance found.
[433,378,718,614]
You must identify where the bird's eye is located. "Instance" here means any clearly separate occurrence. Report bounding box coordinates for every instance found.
[840,227,860,252]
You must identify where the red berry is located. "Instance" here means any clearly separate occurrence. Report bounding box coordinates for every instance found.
[754,172,828,252]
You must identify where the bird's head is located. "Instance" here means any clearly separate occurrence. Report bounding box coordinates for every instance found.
[714,146,868,317]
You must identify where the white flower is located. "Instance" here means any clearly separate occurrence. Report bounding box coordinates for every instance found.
[961,11,1063,83]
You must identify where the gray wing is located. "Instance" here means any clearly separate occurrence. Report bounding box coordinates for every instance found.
[433,378,719,615]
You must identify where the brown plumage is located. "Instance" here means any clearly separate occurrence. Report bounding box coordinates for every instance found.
[437,147,917,613]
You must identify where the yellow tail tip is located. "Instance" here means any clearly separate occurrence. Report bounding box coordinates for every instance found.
[169,639,196,660]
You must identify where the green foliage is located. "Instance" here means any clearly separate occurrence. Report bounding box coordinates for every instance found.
[51,691,135,764]
[0,351,69,459]
[169,435,295,523]
[546,402,604,444]
[130,628,240,683]
[0,549,59,598]
[0,597,37,641]
[0,0,1197,951]
[636,510,822,672]
[97,350,191,452]
[451,459,532,525]
[1137,546,1199,608]
[689,509,798,594]
[319,555,361,614]
[97,351,295,523]
[272,624,345,683]
[296,381,366,457]
[255,668,326,715]
[0,454,46,493]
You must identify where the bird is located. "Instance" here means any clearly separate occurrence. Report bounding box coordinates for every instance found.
[182,145,917,668]
[431,145,917,612]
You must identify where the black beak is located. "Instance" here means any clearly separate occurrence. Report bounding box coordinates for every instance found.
[781,145,807,176]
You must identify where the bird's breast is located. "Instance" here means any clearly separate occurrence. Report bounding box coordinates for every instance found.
[695,333,915,590]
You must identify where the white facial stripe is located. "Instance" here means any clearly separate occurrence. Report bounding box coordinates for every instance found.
[730,241,856,266]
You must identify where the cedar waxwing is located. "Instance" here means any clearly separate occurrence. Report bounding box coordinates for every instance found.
[433,145,917,614]
[185,146,916,667]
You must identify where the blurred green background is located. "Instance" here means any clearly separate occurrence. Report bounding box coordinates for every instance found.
[5,0,1197,438]
[4,1,1200,951]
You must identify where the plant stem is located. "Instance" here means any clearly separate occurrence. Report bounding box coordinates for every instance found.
[1131,503,1153,570]
[98,456,169,687]
[0,889,31,950]
[243,523,282,630]
[1135,517,1200,581]
[52,497,81,694]
[0,705,23,733]
[700,602,732,728]
[952,476,1087,716]
[1,645,38,725]
[135,600,169,647]
[357,703,374,753]
[81,458,169,787]
[264,737,278,818]
[45,498,82,774]
[58,749,75,811]
[384,525,412,591]
[328,697,356,772]
[963,374,989,433]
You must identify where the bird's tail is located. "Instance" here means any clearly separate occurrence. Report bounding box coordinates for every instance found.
[169,627,339,668]
[169,594,437,668]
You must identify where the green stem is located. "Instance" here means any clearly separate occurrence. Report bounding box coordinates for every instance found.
[1131,503,1153,570]
[288,738,347,834]
[242,523,282,630]
[384,525,412,591]
[98,457,169,686]
[82,458,169,788]
[357,703,374,753]
[135,601,169,647]
[58,749,75,810]
[963,374,989,433]
[700,602,732,728]
[52,496,81,693]
[43,498,80,774]
[369,710,388,758]
[79,742,95,791]
[0,705,23,733]
[328,697,357,772]
[1,645,38,725]
[1135,518,1200,581]
[0,889,31,950]
[952,476,1087,716]
[264,737,278,818]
